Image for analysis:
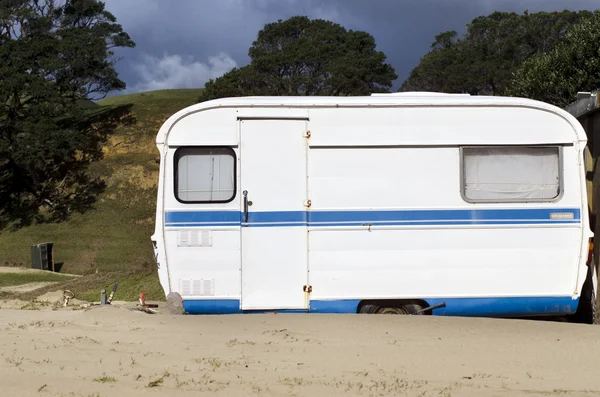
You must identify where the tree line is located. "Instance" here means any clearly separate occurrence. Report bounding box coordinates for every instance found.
[2,1,600,227]
[200,10,600,108]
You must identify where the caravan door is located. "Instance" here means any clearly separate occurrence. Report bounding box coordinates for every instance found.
[240,119,309,311]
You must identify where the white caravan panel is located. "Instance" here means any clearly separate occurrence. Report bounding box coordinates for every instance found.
[240,119,309,310]
[307,107,578,147]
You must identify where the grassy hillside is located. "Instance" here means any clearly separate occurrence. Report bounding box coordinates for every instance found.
[0,88,203,301]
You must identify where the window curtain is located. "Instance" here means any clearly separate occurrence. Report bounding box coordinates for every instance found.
[463,147,559,201]
[177,148,234,201]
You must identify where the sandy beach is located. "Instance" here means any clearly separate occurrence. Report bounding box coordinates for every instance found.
[1,305,600,396]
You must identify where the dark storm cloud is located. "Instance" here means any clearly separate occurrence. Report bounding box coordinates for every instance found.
[102,0,600,94]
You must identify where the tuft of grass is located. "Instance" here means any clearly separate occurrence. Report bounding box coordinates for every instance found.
[93,375,117,383]
[20,300,50,310]
[281,377,307,386]
[209,358,222,368]
[147,371,170,387]
[226,338,256,347]
[0,88,202,301]
[6,356,24,367]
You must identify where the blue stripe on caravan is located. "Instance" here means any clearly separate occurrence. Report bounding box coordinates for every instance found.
[426,296,580,316]
[310,300,362,313]
[183,299,241,314]
[182,296,580,316]
[165,211,240,224]
[308,208,581,224]
[244,223,311,228]
[247,211,307,223]
[165,208,581,227]
[307,220,579,227]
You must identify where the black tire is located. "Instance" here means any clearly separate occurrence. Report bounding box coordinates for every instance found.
[376,306,410,315]
[572,264,598,325]
[359,304,379,314]
[358,303,423,315]
[403,304,424,315]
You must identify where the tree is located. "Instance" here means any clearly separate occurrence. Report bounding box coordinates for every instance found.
[507,11,600,108]
[0,0,135,228]
[398,30,473,94]
[400,10,592,95]
[199,16,397,102]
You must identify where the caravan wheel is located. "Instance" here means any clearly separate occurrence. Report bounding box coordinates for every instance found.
[358,303,423,315]
[571,264,599,325]
[376,306,410,315]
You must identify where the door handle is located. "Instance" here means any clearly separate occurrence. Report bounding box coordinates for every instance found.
[243,190,249,223]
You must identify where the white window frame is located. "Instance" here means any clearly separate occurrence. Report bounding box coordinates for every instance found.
[459,145,564,204]
[174,146,237,204]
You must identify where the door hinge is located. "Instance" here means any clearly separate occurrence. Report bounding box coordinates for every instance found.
[303,199,312,208]
[304,130,311,138]
[303,285,312,293]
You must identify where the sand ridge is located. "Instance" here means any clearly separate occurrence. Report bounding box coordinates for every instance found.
[1,306,600,396]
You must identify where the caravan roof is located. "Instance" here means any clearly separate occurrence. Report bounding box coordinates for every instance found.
[156,93,587,145]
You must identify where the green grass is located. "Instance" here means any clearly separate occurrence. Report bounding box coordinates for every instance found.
[0,88,203,301]
[0,272,75,288]
[93,375,117,383]
[99,88,202,105]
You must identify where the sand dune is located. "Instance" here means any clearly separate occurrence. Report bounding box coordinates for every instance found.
[1,305,600,396]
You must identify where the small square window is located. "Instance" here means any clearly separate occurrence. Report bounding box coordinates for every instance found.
[175,147,236,203]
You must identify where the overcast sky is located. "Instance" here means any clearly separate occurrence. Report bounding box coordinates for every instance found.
[102,0,600,95]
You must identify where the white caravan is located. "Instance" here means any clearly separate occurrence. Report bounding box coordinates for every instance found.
[151,93,596,321]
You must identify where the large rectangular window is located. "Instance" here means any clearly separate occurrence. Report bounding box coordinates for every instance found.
[461,146,561,202]
[175,147,236,203]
